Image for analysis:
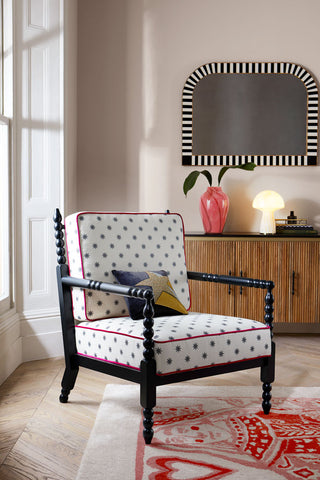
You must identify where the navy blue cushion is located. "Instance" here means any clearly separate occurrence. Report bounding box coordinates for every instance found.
[112,270,188,320]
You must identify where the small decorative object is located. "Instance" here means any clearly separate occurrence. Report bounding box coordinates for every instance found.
[252,190,285,235]
[287,211,297,224]
[199,186,229,234]
[183,163,256,234]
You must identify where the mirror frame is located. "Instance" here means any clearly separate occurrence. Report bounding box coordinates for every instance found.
[182,62,319,166]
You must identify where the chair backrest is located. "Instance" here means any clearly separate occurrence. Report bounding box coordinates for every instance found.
[65,212,190,321]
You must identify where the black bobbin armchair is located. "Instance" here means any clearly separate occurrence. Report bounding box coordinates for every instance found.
[54,209,275,444]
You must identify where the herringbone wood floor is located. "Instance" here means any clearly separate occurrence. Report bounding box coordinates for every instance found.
[0,335,319,479]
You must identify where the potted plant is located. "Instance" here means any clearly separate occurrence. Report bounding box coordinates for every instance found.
[183,163,256,234]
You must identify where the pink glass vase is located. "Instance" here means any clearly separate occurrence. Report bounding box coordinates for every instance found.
[200,186,229,234]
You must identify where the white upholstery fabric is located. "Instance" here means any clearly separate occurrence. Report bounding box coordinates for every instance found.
[75,313,271,375]
[65,212,190,321]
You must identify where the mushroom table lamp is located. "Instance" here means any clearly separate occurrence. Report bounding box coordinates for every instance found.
[252,190,285,235]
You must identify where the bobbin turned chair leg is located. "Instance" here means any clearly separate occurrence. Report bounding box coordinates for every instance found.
[140,362,156,444]
[260,285,275,415]
[262,383,272,414]
[59,366,79,403]
[140,297,157,444]
[261,341,275,414]
[142,407,154,445]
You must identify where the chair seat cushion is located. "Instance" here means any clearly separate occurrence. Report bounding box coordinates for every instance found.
[75,313,271,375]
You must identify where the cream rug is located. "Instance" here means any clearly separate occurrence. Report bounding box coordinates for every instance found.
[76,385,320,480]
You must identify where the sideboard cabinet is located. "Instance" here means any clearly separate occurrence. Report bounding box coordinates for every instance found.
[185,235,320,328]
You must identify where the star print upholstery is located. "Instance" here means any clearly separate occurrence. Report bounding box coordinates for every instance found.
[65,211,271,376]
[65,212,190,321]
[75,314,271,375]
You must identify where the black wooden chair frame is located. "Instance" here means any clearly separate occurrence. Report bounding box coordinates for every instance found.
[54,209,275,444]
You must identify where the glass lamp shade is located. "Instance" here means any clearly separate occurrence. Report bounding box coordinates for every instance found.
[252,190,285,234]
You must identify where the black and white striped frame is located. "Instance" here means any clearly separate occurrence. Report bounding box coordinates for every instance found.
[182,62,319,166]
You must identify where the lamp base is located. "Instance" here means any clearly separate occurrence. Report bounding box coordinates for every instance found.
[259,211,276,235]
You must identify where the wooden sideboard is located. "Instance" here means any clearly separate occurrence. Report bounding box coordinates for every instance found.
[185,234,320,332]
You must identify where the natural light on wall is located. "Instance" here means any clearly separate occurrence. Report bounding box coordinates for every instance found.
[139,9,170,211]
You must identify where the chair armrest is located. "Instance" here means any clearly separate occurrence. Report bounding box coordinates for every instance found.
[57,267,155,359]
[187,270,275,334]
[187,270,274,291]
[61,275,154,301]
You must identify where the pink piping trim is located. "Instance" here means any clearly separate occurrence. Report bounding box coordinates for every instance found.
[157,354,271,376]
[75,213,90,320]
[75,324,143,341]
[78,352,140,370]
[179,215,191,311]
[65,222,78,317]
[68,211,191,321]
[76,352,271,375]
[75,323,270,343]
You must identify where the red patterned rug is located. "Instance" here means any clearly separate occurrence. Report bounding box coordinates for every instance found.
[76,385,320,480]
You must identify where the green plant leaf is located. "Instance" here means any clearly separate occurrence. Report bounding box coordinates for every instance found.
[183,170,212,196]
[217,167,229,187]
[218,162,256,186]
[201,170,213,187]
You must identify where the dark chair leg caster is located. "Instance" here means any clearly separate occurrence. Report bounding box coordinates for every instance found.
[143,408,154,444]
[262,382,272,414]
[59,367,79,403]
[59,388,70,403]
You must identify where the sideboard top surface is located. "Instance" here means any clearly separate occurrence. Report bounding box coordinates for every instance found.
[185,232,320,242]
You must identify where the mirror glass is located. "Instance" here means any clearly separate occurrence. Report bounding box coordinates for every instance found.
[182,62,318,166]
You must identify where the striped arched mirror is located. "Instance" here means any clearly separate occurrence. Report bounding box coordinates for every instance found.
[182,62,319,166]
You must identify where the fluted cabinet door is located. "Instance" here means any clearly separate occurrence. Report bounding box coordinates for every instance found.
[288,241,320,324]
[234,241,272,323]
[185,239,234,316]
[234,240,290,324]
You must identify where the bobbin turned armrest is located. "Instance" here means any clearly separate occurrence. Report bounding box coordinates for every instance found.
[57,265,155,353]
[60,273,154,301]
[187,271,274,291]
[187,271,275,332]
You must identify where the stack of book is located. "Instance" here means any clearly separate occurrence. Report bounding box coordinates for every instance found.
[275,219,318,235]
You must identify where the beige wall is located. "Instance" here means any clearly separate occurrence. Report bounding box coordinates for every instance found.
[77,0,129,211]
[77,0,320,232]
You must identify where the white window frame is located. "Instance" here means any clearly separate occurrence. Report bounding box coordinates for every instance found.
[0,0,3,115]
[0,115,10,314]
[0,0,12,315]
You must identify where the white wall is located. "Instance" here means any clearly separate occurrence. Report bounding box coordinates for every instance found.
[77,0,320,233]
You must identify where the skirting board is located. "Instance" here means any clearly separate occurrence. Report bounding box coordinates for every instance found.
[20,310,64,362]
[0,312,22,385]
[273,322,320,334]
